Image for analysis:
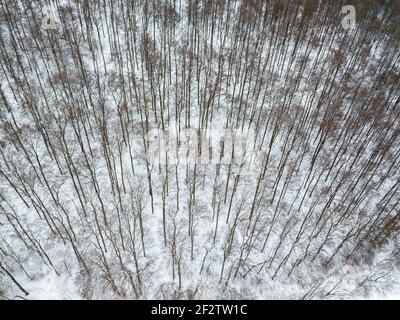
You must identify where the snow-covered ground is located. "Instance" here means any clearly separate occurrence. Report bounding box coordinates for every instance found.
[0,0,399,300]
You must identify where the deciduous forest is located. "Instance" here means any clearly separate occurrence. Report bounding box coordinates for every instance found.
[0,0,399,299]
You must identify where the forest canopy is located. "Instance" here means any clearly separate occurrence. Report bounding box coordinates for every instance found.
[0,0,399,300]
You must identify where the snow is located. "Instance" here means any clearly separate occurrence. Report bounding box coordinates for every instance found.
[0,0,399,300]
